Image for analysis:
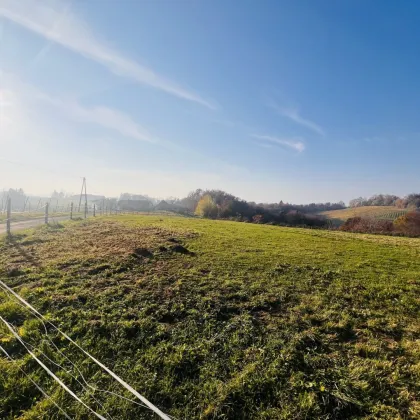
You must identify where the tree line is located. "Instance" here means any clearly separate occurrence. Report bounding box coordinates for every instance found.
[180,189,329,228]
[349,193,420,209]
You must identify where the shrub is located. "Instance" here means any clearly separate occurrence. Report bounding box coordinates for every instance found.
[394,212,420,236]
[340,217,394,234]
[252,214,265,224]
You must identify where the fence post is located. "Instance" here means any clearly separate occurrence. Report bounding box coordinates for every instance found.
[70,202,73,220]
[93,204,96,217]
[45,202,49,224]
[6,198,11,235]
[84,202,87,219]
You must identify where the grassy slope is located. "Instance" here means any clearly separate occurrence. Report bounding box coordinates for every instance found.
[0,215,419,419]
[320,206,408,224]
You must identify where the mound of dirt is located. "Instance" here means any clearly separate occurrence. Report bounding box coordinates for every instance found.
[170,245,195,255]
[133,248,153,258]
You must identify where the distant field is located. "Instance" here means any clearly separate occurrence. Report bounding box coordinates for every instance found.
[320,206,408,223]
[0,216,419,419]
[0,212,45,223]
[0,211,83,223]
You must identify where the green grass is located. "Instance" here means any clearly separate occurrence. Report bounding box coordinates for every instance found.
[320,206,408,224]
[0,215,419,419]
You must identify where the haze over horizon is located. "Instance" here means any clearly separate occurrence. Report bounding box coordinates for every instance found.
[1,0,419,204]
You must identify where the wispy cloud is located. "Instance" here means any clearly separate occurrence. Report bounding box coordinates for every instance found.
[45,96,157,143]
[252,134,305,153]
[0,0,215,109]
[1,71,157,143]
[268,101,325,136]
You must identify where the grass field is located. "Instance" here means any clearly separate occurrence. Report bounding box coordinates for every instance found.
[320,206,408,224]
[0,215,419,419]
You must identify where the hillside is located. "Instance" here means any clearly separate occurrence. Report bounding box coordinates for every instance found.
[1,216,419,419]
[320,206,408,223]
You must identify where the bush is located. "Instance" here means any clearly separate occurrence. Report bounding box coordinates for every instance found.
[394,212,420,236]
[340,217,394,234]
[252,214,265,224]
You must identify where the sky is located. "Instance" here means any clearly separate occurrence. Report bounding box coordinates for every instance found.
[1,0,420,204]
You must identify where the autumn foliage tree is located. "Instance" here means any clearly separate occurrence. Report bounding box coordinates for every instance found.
[195,195,218,218]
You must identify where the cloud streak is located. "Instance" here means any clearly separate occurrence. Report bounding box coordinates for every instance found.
[268,101,325,136]
[1,71,157,143]
[0,0,215,109]
[252,134,305,153]
[45,96,157,143]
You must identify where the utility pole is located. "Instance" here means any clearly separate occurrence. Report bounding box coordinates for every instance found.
[84,180,88,215]
[22,196,29,212]
[78,177,88,212]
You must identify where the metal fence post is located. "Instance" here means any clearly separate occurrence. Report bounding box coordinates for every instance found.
[45,202,49,224]
[70,202,73,220]
[6,198,11,235]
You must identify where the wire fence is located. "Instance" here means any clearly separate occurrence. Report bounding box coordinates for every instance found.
[1,197,195,235]
[0,197,125,235]
[0,280,173,419]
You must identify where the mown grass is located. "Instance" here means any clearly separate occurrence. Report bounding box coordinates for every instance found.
[320,206,408,224]
[0,215,419,419]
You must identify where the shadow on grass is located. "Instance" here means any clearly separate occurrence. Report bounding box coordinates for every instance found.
[6,236,41,268]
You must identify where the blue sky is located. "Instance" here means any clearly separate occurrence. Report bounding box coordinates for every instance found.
[1,0,419,203]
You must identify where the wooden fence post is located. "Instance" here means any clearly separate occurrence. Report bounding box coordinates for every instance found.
[6,198,11,235]
[70,202,73,220]
[45,202,49,224]
[84,202,88,219]
[93,204,96,217]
